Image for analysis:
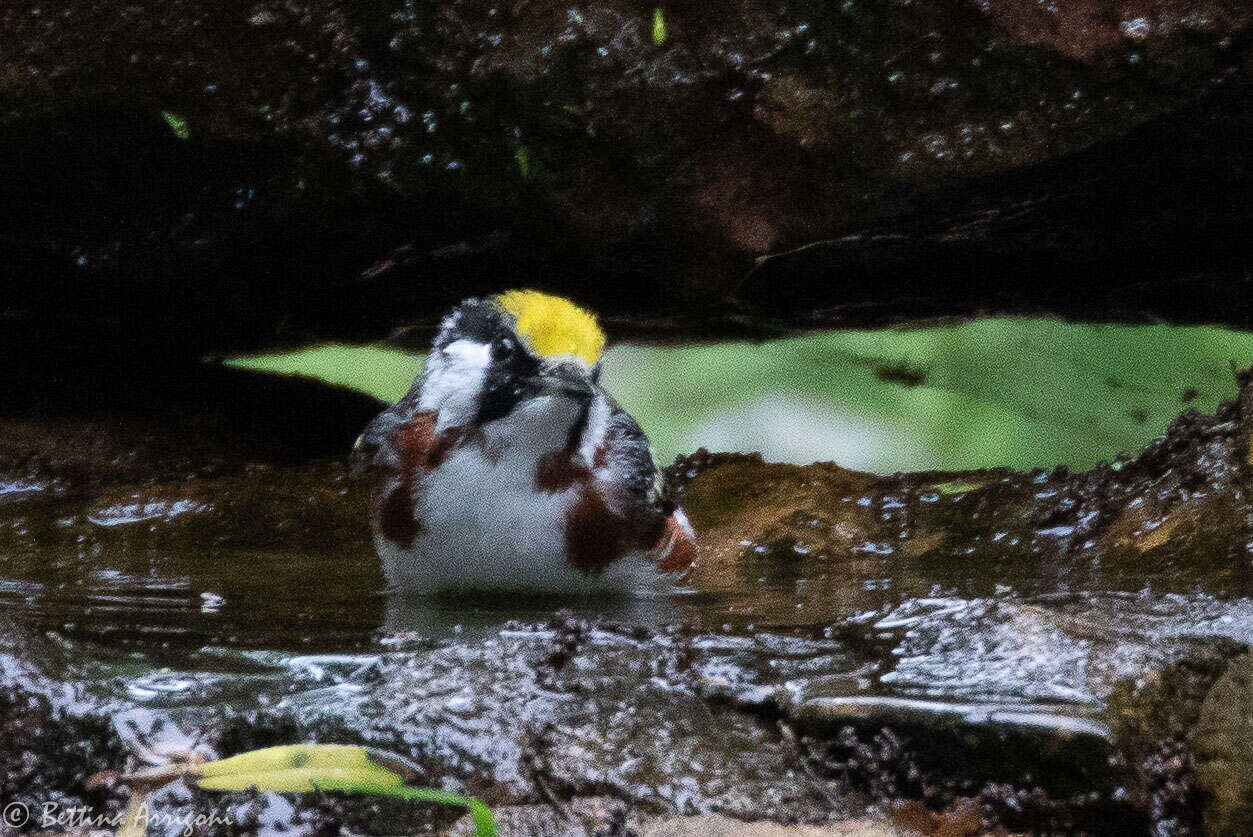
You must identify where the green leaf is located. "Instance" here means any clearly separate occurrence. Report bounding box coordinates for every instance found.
[652,8,667,45]
[228,321,1253,474]
[515,145,531,179]
[226,344,424,402]
[121,744,495,837]
[160,111,190,140]
[193,744,404,792]
[383,785,496,835]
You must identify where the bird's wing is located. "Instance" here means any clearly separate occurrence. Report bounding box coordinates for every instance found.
[598,401,669,511]
[350,388,434,477]
[598,401,696,573]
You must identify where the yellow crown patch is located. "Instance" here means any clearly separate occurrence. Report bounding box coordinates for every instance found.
[496,290,605,366]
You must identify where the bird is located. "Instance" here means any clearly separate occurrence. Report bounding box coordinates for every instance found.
[351,289,696,593]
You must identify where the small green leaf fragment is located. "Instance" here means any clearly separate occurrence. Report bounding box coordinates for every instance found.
[932,479,985,496]
[515,146,531,179]
[160,110,190,140]
[652,8,667,45]
[390,785,496,835]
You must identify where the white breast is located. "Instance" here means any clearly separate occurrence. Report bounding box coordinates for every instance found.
[375,395,663,594]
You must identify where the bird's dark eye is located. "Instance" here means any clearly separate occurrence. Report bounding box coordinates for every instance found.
[491,335,518,362]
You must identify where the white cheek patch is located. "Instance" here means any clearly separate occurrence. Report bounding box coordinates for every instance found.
[444,339,492,369]
[418,339,491,429]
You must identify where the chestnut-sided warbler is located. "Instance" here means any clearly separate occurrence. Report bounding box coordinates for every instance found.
[352,290,695,592]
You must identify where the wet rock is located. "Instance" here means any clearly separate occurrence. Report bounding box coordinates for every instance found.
[632,814,901,836]
[978,0,1252,61]
[1099,640,1253,837]
[763,601,1251,834]
[739,88,1253,329]
[294,627,839,822]
[440,798,902,837]
[5,0,1253,365]
[888,798,984,837]
[0,631,129,828]
[0,596,1249,835]
[802,723,1132,834]
[440,797,630,837]
[0,622,858,832]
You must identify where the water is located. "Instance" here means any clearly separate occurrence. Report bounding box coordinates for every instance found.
[1,443,1246,697]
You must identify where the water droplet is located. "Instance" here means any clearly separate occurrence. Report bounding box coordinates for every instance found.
[1119,17,1151,41]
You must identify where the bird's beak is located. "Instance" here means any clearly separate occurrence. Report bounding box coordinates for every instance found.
[531,360,595,402]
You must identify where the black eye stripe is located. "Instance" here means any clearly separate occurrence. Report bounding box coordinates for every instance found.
[491,334,519,361]
[474,340,541,425]
[475,381,521,424]
[507,346,540,377]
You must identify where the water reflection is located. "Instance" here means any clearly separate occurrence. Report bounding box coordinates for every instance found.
[381,586,686,639]
[1,482,1249,659]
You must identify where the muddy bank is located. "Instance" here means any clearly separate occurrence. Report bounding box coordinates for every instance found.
[5,1,1253,367]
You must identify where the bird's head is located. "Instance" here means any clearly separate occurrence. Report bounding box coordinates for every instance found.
[417,290,607,435]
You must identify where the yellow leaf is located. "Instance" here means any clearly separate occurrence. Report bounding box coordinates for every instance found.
[193,744,401,792]
[181,744,495,836]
